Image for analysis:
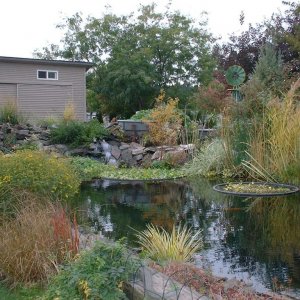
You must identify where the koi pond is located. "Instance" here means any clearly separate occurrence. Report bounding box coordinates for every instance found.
[75,177,300,298]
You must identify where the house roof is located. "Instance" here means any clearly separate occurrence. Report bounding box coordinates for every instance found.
[0,56,93,71]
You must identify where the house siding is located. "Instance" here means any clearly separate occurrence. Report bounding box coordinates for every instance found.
[0,60,89,122]
[0,83,17,106]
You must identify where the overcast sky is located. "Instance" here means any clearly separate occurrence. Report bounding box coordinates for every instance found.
[0,0,288,58]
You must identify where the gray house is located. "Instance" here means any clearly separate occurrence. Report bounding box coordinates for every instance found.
[0,56,93,122]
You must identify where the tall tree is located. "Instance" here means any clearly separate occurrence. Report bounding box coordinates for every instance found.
[214,1,300,79]
[35,3,216,118]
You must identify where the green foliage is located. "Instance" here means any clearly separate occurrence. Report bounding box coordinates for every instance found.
[215,1,300,82]
[0,283,44,300]
[183,138,231,178]
[50,120,108,147]
[50,121,85,146]
[0,150,80,201]
[136,223,203,263]
[70,156,184,181]
[130,109,154,120]
[0,102,24,125]
[36,4,216,118]
[41,241,139,300]
[251,43,285,96]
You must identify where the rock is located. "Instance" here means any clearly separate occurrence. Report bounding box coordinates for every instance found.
[135,154,144,161]
[179,144,195,152]
[163,149,188,165]
[16,129,30,140]
[120,148,136,167]
[39,130,50,140]
[111,146,121,159]
[108,140,120,147]
[130,142,142,149]
[119,143,130,150]
[15,124,28,130]
[132,147,145,156]
[29,126,42,134]
[67,147,88,156]
[151,151,163,160]
[145,147,156,154]
[140,153,152,167]
[54,144,69,154]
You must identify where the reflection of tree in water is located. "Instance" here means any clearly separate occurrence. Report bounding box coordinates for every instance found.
[211,194,300,294]
[246,196,300,284]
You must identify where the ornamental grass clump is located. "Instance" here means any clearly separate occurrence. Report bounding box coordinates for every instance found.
[136,223,203,263]
[0,150,80,201]
[183,138,230,178]
[0,193,79,286]
[243,79,300,184]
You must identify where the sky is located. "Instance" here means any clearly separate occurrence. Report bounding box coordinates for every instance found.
[0,0,288,58]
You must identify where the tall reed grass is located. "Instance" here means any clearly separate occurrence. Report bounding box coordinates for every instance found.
[244,79,300,183]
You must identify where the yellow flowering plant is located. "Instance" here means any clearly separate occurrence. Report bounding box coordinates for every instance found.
[0,150,80,201]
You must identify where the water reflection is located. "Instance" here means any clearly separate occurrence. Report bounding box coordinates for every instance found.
[76,177,300,298]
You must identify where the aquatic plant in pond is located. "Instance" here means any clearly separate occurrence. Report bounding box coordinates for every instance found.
[214,182,299,196]
[70,156,184,181]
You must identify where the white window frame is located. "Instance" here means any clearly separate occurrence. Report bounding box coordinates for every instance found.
[37,70,58,80]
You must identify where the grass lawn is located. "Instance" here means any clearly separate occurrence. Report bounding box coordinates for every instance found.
[0,283,44,300]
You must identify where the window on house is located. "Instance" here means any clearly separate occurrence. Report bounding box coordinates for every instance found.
[37,70,58,80]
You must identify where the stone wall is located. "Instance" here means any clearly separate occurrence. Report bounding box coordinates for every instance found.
[0,123,194,167]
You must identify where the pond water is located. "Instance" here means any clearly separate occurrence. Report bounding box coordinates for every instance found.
[75,177,300,298]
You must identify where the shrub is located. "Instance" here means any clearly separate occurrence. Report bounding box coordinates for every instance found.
[41,241,139,300]
[130,109,154,120]
[145,90,183,146]
[0,194,78,285]
[50,120,108,147]
[191,79,231,115]
[50,120,85,146]
[135,223,203,263]
[0,150,80,201]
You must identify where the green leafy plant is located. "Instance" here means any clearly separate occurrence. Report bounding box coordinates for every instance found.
[130,109,154,120]
[0,150,80,201]
[41,241,139,300]
[135,223,203,262]
[70,156,185,181]
[50,120,108,147]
